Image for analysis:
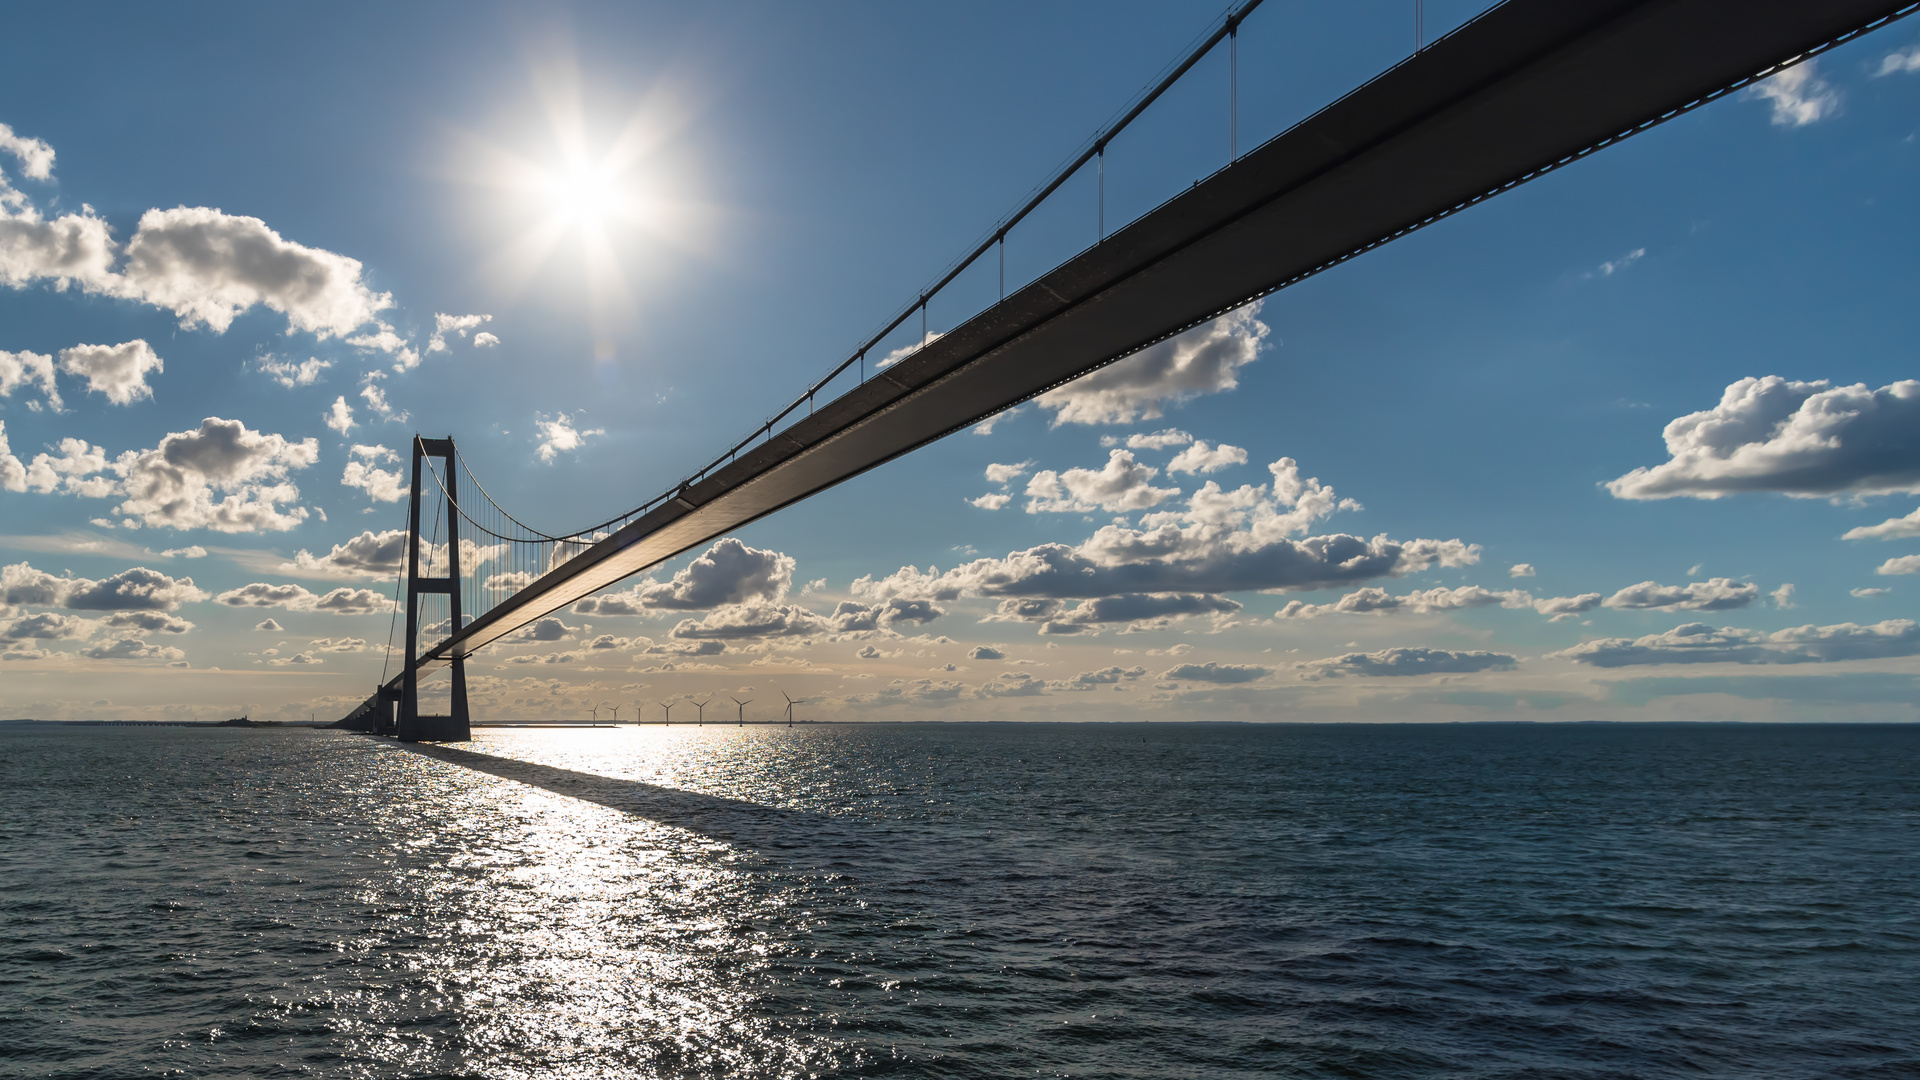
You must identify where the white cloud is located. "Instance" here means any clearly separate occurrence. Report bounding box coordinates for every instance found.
[1,561,205,611]
[341,457,408,503]
[1279,584,1534,618]
[1843,506,1920,541]
[1852,587,1890,598]
[473,331,500,348]
[1879,555,1920,576]
[155,546,207,559]
[0,349,59,410]
[0,122,56,183]
[0,201,118,293]
[258,356,329,388]
[1771,583,1796,609]
[358,383,397,418]
[574,538,793,614]
[57,340,163,405]
[534,411,604,463]
[1602,578,1759,612]
[103,610,193,634]
[347,324,420,372]
[1298,647,1517,679]
[969,645,1005,660]
[1595,248,1645,276]
[106,417,319,532]
[1161,661,1270,683]
[2,611,93,640]
[1745,61,1840,127]
[993,592,1240,635]
[253,618,283,632]
[969,493,1012,510]
[1035,302,1267,425]
[279,531,407,580]
[214,582,393,615]
[875,331,944,371]
[856,457,1475,604]
[1024,449,1180,513]
[0,420,26,493]
[1880,43,1920,75]
[113,206,391,337]
[1607,377,1920,500]
[426,312,492,353]
[983,460,1032,484]
[1554,619,1920,667]
[512,617,576,642]
[324,395,355,435]
[81,637,185,662]
[1106,429,1193,451]
[1166,440,1247,475]
[1509,563,1536,578]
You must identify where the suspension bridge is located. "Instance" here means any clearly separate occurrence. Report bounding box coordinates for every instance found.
[338,0,1917,740]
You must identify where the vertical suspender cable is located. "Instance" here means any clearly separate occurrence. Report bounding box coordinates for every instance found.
[1230,22,1237,161]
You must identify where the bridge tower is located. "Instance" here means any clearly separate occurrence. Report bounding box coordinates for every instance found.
[397,436,471,742]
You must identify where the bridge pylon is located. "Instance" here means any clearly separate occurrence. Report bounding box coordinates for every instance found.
[397,436,471,742]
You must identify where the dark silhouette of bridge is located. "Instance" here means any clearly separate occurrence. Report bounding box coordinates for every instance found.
[339,0,1917,740]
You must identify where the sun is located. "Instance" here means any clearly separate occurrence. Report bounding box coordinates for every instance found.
[543,163,624,230]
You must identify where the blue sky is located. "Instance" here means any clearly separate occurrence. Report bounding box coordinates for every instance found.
[3,2,1918,722]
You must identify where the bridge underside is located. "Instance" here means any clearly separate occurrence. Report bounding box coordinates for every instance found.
[403,0,1910,682]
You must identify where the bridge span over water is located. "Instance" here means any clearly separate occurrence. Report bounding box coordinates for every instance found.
[340,0,1917,740]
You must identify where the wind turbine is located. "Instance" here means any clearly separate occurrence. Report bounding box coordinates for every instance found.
[781,691,806,726]
[589,702,601,724]
[692,694,711,726]
[731,695,752,726]
[607,701,622,723]
[658,698,676,724]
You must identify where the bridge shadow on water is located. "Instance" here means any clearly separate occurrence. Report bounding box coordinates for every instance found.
[395,741,835,854]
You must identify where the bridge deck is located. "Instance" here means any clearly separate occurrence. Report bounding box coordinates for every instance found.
[410,0,1910,674]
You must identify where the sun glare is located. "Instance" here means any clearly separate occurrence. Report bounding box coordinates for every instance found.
[545,164,623,228]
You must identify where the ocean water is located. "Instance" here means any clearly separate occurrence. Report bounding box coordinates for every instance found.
[1,721,1916,1079]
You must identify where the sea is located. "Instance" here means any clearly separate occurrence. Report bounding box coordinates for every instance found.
[1,721,1916,1079]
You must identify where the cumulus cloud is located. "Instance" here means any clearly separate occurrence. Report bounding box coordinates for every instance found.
[0,349,59,410]
[1771,583,1796,610]
[473,331,500,348]
[1879,555,1920,576]
[975,671,1045,698]
[1554,619,1920,667]
[359,383,396,417]
[3,611,91,640]
[214,582,392,615]
[0,122,56,184]
[341,446,407,504]
[856,458,1475,609]
[575,538,792,614]
[512,617,575,642]
[1602,578,1759,612]
[259,356,329,388]
[1852,587,1890,598]
[57,340,164,405]
[1299,647,1517,679]
[114,206,391,337]
[281,528,407,579]
[1609,377,1920,500]
[1166,440,1247,475]
[993,591,1240,635]
[0,199,118,293]
[254,618,283,632]
[1,562,205,611]
[1104,429,1192,451]
[324,396,354,435]
[81,637,184,662]
[0,420,27,492]
[1161,661,1269,683]
[269,651,322,666]
[111,417,318,531]
[426,312,491,353]
[1280,584,1532,619]
[1879,43,1920,75]
[1025,449,1180,513]
[534,411,603,463]
[1843,506,1920,541]
[1509,563,1536,578]
[1745,61,1840,126]
[984,461,1032,484]
[970,493,1013,510]
[668,603,827,641]
[1035,303,1267,425]
[969,645,1005,660]
[103,611,193,634]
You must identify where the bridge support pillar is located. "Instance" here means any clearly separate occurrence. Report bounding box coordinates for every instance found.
[397,436,471,743]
